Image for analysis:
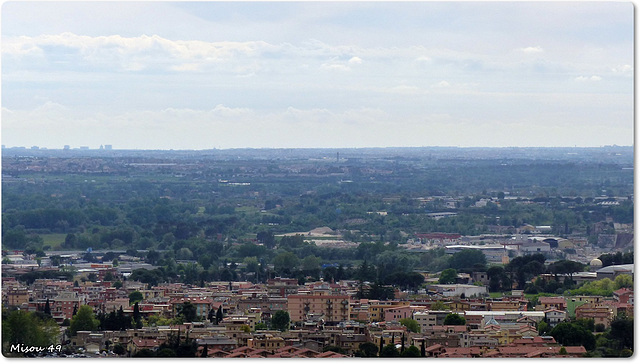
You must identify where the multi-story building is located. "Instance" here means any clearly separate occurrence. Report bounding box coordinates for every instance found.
[247,333,286,351]
[287,293,350,324]
[414,310,452,332]
[236,294,288,316]
[575,304,614,328]
[267,278,299,297]
[53,291,86,320]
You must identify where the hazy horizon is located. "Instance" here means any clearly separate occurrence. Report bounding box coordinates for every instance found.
[2,1,634,150]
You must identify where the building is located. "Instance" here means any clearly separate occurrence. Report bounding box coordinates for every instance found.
[427,284,487,298]
[575,304,614,328]
[596,264,634,280]
[613,288,633,304]
[414,310,452,332]
[287,293,350,324]
[536,296,567,311]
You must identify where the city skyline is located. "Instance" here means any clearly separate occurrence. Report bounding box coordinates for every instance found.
[1,1,634,150]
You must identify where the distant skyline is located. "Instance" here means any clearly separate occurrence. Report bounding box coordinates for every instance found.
[1,1,634,150]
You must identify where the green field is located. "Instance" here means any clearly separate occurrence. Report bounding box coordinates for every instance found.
[41,233,67,250]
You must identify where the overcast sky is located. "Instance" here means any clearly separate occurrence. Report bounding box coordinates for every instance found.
[1,1,634,150]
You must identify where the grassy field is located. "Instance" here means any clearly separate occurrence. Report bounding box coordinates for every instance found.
[41,233,67,250]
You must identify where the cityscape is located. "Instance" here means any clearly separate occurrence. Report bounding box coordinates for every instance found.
[1,146,634,358]
[1,1,634,359]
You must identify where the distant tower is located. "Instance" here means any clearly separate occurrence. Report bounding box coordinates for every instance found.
[337,152,340,162]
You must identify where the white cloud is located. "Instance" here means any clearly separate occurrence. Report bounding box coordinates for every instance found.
[519,46,544,53]
[575,75,602,82]
[320,63,350,71]
[433,81,451,88]
[611,64,632,74]
[2,33,278,73]
[348,56,362,64]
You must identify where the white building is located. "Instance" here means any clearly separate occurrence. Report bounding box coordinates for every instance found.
[427,284,487,298]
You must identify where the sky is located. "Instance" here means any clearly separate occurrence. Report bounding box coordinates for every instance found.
[1,1,634,150]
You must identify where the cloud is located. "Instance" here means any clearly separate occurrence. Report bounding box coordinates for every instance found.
[519,46,544,53]
[611,64,632,74]
[575,75,602,82]
[320,63,350,71]
[2,33,277,73]
[348,56,362,64]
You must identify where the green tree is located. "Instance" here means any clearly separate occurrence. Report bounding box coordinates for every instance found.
[443,313,466,326]
[439,268,458,284]
[273,251,299,276]
[271,310,290,332]
[43,298,51,317]
[129,291,144,305]
[613,274,633,289]
[3,310,58,356]
[356,342,379,357]
[133,302,142,329]
[549,322,595,351]
[609,316,633,350]
[399,318,420,333]
[113,343,126,356]
[380,343,400,357]
[69,305,100,336]
[401,345,421,357]
[215,305,223,324]
[449,249,487,270]
[178,302,198,323]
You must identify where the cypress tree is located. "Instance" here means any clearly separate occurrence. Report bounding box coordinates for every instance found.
[379,336,384,356]
[44,298,51,316]
[216,305,223,325]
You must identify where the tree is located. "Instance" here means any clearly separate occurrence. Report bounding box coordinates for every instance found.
[613,274,633,289]
[399,318,420,333]
[609,316,633,350]
[431,301,448,310]
[401,345,421,357]
[273,252,299,276]
[256,230,276,249]
[43,298,51,317]
[216,305,223,325]
[129,291,144,305]
[69,305,100,336]
[113,343,126,356]
[3,310,58,356]
[549,322,595,351]
[443,313,466,326]
[323,346,346,354]
[439,268,458,284]
[449,249,486,270]
[133,302,142,329]
[271,310,290,332]
[356,342,379,357]
[178,302,198,323]
[380,343,400,357]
